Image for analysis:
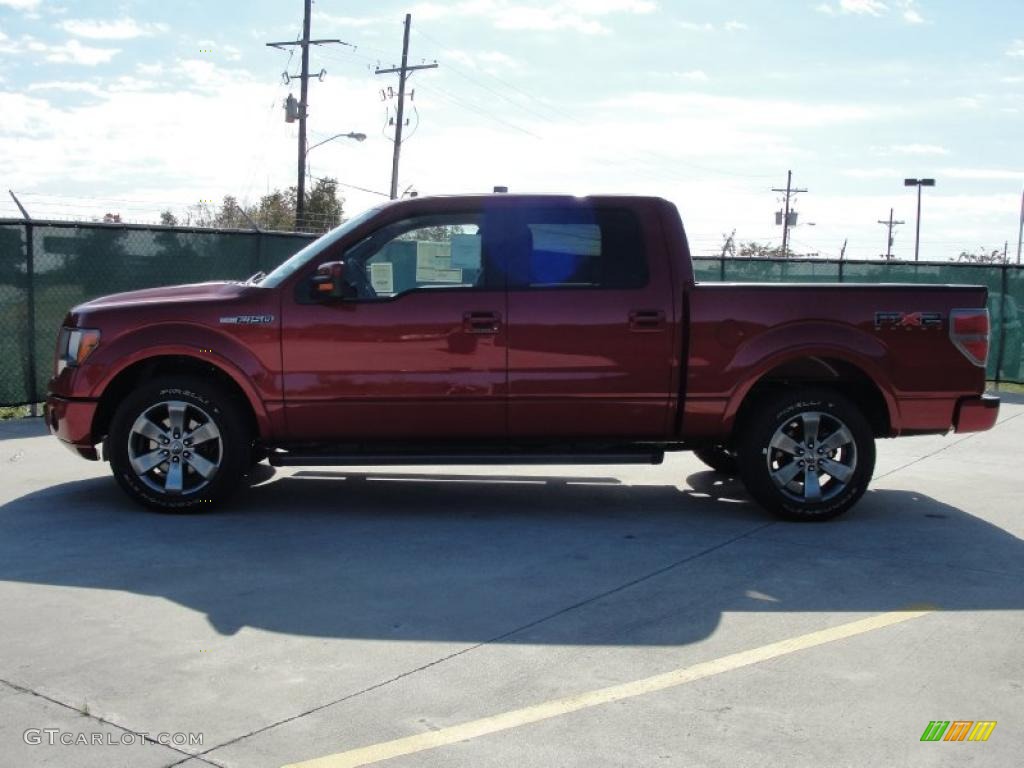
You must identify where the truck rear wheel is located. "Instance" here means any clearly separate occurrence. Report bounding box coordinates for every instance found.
[108,376,250,512]
[693,445,738,475]
[736,388,875,521]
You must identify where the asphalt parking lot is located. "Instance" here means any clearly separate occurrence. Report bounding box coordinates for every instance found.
[1,393,1022,768]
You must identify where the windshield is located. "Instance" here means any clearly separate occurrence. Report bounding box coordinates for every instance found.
[259,205,385,288]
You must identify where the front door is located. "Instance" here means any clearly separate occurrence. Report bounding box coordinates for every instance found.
[281,212,507,441]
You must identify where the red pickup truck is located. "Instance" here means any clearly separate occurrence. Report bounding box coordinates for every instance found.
[45,194,999,520]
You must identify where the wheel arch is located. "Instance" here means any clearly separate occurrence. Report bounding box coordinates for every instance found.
[726,353,896,441]
[92,354,267,448]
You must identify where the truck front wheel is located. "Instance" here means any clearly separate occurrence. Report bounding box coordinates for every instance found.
[108,376,250,512]
[736,388,875,521]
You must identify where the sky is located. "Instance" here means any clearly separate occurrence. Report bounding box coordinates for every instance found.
[0,0,1022,261]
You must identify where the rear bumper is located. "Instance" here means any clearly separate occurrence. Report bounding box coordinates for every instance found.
[953,394,1000,434]
[45,395,100,460]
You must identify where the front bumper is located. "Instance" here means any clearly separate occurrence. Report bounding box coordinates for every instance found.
[45,395,100,460]
[953,394,1000,433]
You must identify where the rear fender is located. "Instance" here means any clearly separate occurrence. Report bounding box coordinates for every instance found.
[721,321,899,434]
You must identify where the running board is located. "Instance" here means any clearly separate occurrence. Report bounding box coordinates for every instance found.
[269,451,664,467]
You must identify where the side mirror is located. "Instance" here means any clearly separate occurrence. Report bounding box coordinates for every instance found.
[311,261,355,300]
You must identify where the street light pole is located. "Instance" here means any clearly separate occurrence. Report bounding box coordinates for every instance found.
[305,132,366,157]
[904,178,935,262]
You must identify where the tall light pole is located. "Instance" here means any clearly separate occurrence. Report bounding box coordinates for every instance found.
[904,178,935,262]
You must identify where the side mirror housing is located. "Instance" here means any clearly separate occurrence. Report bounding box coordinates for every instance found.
[311,261,355,300]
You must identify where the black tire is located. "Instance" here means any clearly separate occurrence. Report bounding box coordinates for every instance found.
[108,376,251,513]
[736,388,875,522]
[693,445,739,475]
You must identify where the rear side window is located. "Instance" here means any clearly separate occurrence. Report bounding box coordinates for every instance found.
[519,208,647,290]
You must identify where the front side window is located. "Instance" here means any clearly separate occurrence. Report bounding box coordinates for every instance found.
[346,215,486,299]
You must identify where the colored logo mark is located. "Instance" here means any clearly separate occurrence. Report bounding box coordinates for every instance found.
[920,720,997,742]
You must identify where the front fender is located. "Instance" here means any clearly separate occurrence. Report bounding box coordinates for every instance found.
[80,323,277,438]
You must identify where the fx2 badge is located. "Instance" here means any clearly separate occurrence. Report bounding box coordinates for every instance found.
[874,311,943,330]
[219,315,274,325]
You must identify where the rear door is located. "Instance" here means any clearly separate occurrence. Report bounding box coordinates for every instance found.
[506,202,676,438]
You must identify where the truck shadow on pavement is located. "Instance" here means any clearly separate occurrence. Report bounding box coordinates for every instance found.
[1,467,1022,646]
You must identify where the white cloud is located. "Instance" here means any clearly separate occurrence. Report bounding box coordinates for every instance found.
[315,13,385,29]
[26,38,120,65]
[876,143,950,156]
[817,0,922,22]
[839,0,888,15]
[677,19,748,32]
[940,168,1024,181]
[0,0,40,9]
[406,1,657,35]
[842,167,899,179]
[1001,75,1024,84]
[1008,39,1024,58]
[674,69,709,82]
[955,96,982,109]
[61,17,168,40]
[600,91,886,128]
[326,1,657,35]
[27,80,104,96]
[444,49,520,71]
[676,21,714,31]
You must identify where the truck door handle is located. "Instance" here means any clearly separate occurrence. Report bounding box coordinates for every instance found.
[629,310,665,332]
[463,311,501,334]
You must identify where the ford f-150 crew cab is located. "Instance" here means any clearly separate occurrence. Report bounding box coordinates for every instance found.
[45,194,1000,520]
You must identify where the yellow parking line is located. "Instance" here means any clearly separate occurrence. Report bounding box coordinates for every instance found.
[284,606,936,768]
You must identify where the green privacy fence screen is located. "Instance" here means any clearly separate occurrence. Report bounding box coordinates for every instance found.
[0,219,1021,406]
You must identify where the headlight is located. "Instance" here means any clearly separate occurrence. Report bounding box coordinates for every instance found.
[56,328,101,374]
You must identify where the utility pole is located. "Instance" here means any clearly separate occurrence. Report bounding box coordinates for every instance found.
[267,2,351,231]
[772,170,807,258]
[376,14,437,200]
[1017,187,1023,265]
[877,208,905,260]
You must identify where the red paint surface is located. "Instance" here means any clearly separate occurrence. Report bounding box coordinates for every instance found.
[45,194,998,455]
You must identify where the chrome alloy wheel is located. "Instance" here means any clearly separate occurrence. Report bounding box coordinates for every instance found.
[765,410,857,504]
[127,400,222,495]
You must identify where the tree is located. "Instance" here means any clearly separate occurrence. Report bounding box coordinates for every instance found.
[957,247,1006,264]
[738,241,787,259]
[304,178,344,232]
[167,179,345,233]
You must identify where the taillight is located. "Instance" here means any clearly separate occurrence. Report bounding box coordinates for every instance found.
[949,308,989,367]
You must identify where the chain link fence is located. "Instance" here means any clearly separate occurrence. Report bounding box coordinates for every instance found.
[0,220,1021,407]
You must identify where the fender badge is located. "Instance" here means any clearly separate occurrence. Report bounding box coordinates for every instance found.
[219,315,274,325]
[874,311,943,330]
